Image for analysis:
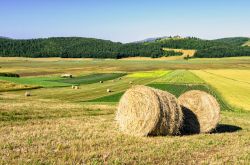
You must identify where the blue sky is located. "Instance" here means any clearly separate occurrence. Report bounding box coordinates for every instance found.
[0,0,250,42]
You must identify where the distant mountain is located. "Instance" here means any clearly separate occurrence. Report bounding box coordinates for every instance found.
[133,36,183,43]
[0,36,12,39]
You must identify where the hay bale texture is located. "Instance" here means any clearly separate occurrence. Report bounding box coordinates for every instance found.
[116,85,183,136]
[178,90,220,134]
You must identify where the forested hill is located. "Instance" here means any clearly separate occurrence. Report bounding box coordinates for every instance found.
[214,37,250,46]
[0,36,250,58]
[147,37,250,58]
[0,37,163,58]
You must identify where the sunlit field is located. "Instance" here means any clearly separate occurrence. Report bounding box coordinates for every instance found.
[192,70,250,111]
[0,57,250,164]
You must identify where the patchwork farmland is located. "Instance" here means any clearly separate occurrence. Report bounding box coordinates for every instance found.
[0,57,250,164]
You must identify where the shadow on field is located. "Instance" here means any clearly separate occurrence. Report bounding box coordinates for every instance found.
[180,106,200,135]
[180,106,242,135]
[211,124,242,134]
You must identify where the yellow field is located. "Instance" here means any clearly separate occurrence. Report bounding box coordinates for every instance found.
[121,48,196,60]
[243,40,250,46]
[0,80,35,92]
[203,69,250,83]
[192,70,250,111]
[163,48,196,57]
[0,57,93,62]
[127,70,169,78]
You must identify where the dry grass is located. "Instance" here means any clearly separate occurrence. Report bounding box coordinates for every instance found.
[163,48,196,58]
[120,48,196,61]
[0,97,249,164]
[0,80,36,92]
[0,57,93,62]
[1,57,250,77]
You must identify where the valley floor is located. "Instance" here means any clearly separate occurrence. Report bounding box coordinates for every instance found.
[0,57,250,164]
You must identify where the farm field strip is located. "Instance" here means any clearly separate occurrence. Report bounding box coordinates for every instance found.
[1,57,250,75]
[0,80,38,92]
[88,84,211,102]
[87,70,235,112]
[155,70,205,84]
[127,70,169,78]
[0,73,126,89]
[192,70,250,111]
[8,76,157,102]
[163,48,196,58]
[0,76,72,88]
[51,73,126,85]
[203,69,250,84]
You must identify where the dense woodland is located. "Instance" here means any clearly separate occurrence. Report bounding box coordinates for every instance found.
[0,37,249,58]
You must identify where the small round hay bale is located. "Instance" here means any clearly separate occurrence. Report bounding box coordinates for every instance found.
[107,89,111,93]
[116,85,183,136]
[74,86,80,89]
[129,81,133,84]
[71,85,75,89]
[178,90,220,134]
[25,91,31,97]
[100,81,103,83]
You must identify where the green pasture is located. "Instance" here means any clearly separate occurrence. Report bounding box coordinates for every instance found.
[51,73,126,85]
[0,76,71,87]
[155,70,205,84]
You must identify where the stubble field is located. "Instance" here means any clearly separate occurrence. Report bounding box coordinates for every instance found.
[0,57,250,164]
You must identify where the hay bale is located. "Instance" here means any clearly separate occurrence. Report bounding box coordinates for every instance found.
[74,86,80,89]
[107,89,111,93]
[116,85,183,136]
[71,85,75,89]
[25,91,31,97]
[129,81,133,84]
[61,74,73,78]
[178,90,220,134]
[100,81,103,83]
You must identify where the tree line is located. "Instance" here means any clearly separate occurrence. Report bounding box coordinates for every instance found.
[0,37,164,58]
[0,37,250,58]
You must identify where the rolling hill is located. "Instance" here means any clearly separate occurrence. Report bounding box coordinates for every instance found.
[0,36,250,59]
[214,37,250,46]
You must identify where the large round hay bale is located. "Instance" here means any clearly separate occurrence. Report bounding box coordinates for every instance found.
[116,85,183,136]
[178,90,220,134]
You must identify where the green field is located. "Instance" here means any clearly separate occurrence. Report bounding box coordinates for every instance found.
[0,57,250,164]
[0,76,71,87]
[155,70,205,84]
[51,73,126,85]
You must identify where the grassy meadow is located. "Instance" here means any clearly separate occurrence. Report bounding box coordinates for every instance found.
[0,57,250,164]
